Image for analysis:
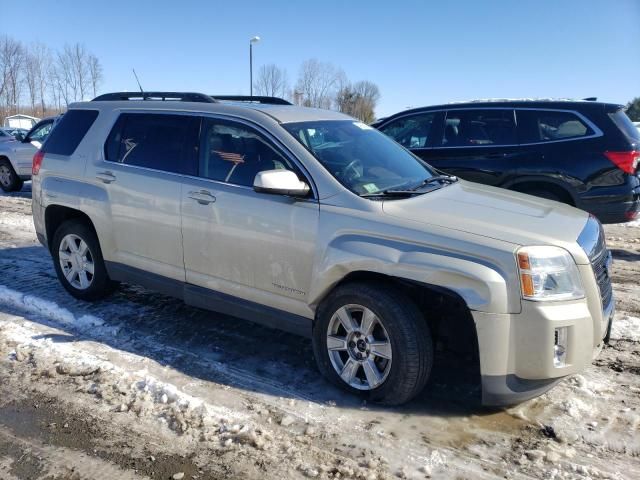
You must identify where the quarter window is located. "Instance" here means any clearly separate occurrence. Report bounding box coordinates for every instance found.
[441,109,516,147]
[379,113,436,148]
[517,110,593,143]
[199,118,299,187]
[42,110,98,155]
[104,113,199,175]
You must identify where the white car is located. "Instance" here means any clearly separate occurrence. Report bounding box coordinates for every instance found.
[0,116,57,192]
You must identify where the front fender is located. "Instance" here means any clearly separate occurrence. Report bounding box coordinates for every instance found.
[309,234,517,314]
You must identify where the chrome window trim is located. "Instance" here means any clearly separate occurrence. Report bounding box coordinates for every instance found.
[100,108,319,201]
[378,106,604,149]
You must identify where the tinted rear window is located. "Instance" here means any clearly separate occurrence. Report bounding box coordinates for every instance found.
[104,113,199,175]
[609,109,640,142]
[42,110,98,155]
[517,110,594,144]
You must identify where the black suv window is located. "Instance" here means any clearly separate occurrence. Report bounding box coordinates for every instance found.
[42,111,98,155]
[379,113,436,148]
[199,118,299,187]
[105,113,199,175]
[517,110,594,143]
[441,109,516,147]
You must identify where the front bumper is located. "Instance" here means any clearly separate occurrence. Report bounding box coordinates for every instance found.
[474,291,614,406]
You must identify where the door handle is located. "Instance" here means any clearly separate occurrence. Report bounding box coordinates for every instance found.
[486,153,508,159]
[188,190,216,205]
[96,171,116,183]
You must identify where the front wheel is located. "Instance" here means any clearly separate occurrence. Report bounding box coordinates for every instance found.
[313,282,433,405]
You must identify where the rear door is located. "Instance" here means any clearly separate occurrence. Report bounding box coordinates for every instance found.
[419,109,522,186]
[90,111,200,282]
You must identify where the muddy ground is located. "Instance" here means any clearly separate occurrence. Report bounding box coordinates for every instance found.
[0,185,638,480]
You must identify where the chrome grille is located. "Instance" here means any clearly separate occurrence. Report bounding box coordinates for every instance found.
[579,216,613,308]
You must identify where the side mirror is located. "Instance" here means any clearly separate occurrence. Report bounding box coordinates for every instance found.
[14,133,25,141]
[253,169,310,197]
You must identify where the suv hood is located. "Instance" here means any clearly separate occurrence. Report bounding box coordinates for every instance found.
[382,180,589,253]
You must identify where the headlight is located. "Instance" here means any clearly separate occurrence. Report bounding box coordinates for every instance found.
[517,246,584,301]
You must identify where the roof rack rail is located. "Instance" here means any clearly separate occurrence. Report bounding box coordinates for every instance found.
[92,92,216,103]
[211,95,292,105]
[583,97,598,101]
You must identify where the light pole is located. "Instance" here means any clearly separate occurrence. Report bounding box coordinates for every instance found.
[249,36,260,97]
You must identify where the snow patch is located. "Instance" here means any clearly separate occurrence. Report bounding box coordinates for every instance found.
[0,212,35,232]
[0,284,115,335]
[610,315,640,342]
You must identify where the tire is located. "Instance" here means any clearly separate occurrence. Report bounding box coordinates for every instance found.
[313,282,433,405]
[0,159,24,192]
[51,219,117,301]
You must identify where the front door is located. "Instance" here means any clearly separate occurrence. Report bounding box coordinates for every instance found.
[181,117,319,319]
[14,119,53,175]
[419,108,521,186]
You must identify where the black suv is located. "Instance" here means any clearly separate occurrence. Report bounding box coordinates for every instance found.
[375,100,640,223]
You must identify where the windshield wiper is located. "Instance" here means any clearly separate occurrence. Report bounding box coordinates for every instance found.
[359,190,418,198]
[409,175,458,191]
[359,175,458,198]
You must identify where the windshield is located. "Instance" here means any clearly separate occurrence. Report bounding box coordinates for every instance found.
[283,120,435,195]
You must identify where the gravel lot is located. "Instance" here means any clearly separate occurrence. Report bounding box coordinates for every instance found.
[0,185,639,480]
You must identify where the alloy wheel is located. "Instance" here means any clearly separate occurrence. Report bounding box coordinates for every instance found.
[58,233,95,290]
[326,304,393,390]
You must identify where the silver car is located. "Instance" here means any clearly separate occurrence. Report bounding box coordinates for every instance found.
[31,92,614,406]
[0,116,58,192]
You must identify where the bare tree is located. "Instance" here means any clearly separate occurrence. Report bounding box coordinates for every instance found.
[24,54,38,112]
[253,64,288,98]
[70,43,89,100]
[0,36,25,116]
[33,43,52,116]
[335,80,380,123]
[88,54,103,98]
[295,59,344,109]
[0,35,104,123]
[56,47,76,105]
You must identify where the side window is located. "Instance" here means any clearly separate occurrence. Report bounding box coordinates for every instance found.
[517,110,594,143]
[199,118,299,187]
[42,110,99,155]
[104,113,199,175]
[28,122,53,143]
[441,109,516,147]
[379,113,436,148]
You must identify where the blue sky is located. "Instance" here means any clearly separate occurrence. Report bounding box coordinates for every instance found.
[2,0,638,117]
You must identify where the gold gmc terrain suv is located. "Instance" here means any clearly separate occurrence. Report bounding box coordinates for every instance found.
[31,92,614,406]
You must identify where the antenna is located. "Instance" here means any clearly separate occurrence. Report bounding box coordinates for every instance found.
[132,69,144,95]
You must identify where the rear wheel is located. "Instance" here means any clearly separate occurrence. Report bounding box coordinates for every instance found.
[313,282,433,405]
[51,219,117,301]
[0,159,23,192]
